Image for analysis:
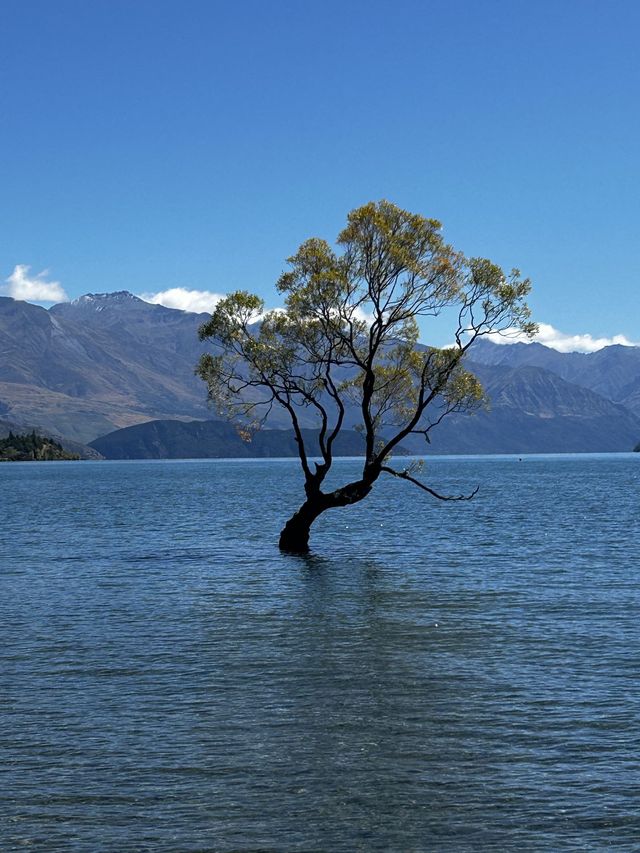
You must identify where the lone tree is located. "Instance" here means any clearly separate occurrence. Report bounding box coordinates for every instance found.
[198,201,535,553]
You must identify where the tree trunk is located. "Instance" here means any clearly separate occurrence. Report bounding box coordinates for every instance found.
[278,479,375,554]
[278,496,329,553]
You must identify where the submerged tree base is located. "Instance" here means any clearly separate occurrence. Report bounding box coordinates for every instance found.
[278,481,374,553]
[278,497,328,553]
[278,527,312,554]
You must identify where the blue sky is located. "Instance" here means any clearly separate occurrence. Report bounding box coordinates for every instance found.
[2,0,639,351]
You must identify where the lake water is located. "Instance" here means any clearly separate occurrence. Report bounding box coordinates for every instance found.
[1,455,639,851]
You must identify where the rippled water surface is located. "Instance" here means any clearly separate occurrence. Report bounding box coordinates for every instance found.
[2,455,639,851]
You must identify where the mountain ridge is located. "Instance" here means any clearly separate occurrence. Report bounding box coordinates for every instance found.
[1,293,639,453]
[469,338,640,414]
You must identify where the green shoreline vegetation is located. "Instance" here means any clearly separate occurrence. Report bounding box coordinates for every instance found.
[0,431,80,462]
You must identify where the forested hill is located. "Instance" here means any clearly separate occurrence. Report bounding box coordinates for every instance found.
[89,420,396,460]
[0,431,80,461]
[0,419,102,460]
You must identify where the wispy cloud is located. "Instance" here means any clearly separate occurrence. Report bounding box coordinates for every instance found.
[139,287,226,314]
[4,265,68,303]
[487,322,640,353]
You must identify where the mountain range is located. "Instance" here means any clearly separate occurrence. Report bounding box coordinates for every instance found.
[468,339,640,416]
[1,292,639,455]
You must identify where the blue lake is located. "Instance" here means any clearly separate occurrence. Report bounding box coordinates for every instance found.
[1,455,639,851]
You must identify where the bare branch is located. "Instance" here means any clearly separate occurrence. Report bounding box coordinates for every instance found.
[380,465,479,501]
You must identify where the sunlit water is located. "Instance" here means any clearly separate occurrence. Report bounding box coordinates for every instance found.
[1,455,639,851]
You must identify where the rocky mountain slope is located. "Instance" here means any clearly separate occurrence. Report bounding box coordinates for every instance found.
[469,339,640,415]
[416,363,640,454]
[0,293,212,441]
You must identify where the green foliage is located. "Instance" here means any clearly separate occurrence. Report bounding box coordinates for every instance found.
[198,200,535,511]
[0,431,79,461]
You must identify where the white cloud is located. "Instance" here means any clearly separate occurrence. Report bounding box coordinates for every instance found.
[139,287,225,314]
[253,306,286,323]
[486,322,640,353]
[4,265,68,303]
[352,305,376,326]
[140,288,290,322]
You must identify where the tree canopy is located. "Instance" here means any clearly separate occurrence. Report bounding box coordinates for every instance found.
[198,200,535,552]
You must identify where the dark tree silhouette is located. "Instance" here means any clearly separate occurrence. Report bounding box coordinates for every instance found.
[198,201,535,552]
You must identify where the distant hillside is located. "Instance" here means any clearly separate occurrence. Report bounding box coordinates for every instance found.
[398,362,640,455]
[89,419,389,460]
[92,367,640,460]
[0,293,311,442]
[469,339,640,415]
[0,293,213,442]
[1,293,640,454]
